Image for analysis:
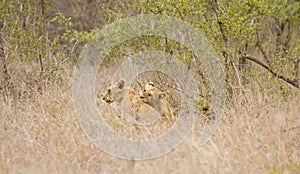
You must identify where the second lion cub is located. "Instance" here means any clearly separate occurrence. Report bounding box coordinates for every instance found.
[140,82,174,121]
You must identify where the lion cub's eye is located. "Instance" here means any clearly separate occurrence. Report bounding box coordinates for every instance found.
[143,89,146,92]
[108,89,111,93]
[148,93,152,97]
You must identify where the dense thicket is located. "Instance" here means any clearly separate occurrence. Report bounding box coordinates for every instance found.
[1,0,299,100]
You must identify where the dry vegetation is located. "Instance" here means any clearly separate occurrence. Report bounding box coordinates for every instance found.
[1,61,300,174]
[1,0,300,173]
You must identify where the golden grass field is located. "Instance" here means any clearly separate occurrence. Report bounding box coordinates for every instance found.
[1,0,300,172]
[1,64,300,173]
[0,82,300,173]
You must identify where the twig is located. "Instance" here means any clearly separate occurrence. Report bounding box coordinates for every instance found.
[256,29,270,65]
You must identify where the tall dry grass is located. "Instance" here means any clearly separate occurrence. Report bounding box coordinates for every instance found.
[1,63,300,174]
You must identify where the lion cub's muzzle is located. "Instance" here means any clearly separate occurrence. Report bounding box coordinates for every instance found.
[102,95,113,103]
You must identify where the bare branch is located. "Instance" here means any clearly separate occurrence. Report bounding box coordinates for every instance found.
[284,19,292,49]
[294,57,300,79]
[243,55,299,88]
[256,29,270,65]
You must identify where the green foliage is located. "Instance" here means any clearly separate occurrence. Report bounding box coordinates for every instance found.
[141,0,268,50]
[140,0,300,99]
[1,0,299,99]
[0,0,97,96]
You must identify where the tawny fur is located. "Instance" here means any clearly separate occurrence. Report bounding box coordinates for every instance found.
[102,80,161,124]
[140,83,174,121]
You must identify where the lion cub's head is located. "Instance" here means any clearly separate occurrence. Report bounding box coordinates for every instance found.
[140,87,167,106]
[140,82,173,121]
[102,79,126,103]
[140,82,161,103]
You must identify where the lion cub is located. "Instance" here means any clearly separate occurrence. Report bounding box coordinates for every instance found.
[102,80,161,124]
[140,82,174,121]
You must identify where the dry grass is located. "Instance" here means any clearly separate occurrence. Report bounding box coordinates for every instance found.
[1,67,300,173]
[1,87,299,173]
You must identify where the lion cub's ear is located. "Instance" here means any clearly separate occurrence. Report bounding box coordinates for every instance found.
[158,92,167,100]
[146,82,154,87]
[116,79,125,89]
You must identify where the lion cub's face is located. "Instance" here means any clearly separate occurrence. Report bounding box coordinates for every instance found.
[140,83,167,107]
[140,82,173,121]
[102,80,125,103]
[140,88,167,105]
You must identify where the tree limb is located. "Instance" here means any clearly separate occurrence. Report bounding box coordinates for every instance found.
[242,55,299,88]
